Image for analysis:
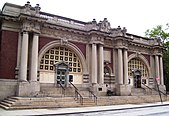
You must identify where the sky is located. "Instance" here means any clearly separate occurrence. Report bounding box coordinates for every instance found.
[0,0,169,36]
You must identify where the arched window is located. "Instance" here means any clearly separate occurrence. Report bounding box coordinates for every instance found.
[104,66,115,84]
[128,58,148,78]
[40,46,82,73]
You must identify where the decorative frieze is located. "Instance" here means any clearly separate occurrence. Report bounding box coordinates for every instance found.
[22,21,40,33]
[41,28,88,43]
[128,44,151,54]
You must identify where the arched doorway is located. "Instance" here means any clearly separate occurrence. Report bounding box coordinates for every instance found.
[133,69,141,88]
[39,46,83,84]
[128,57,149,88]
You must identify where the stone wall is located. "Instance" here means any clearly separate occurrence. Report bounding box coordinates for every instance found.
[0,79,17,100]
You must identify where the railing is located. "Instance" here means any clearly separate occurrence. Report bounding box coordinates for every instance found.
[89,90,97,105]
[69,82,83,105]
[142,83,167,103]
[58,83,65,97]
[39,11,86,28]
[142,83,167,96]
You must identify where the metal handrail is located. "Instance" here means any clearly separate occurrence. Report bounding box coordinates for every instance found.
[70,82,83,105]
[142,83,167,96]
[89,90,97,105]
[142,83,167,104]
[58,83,65,97]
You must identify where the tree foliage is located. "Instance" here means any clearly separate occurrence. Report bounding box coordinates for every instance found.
[145,25,169,91]
[145,25,169,44]
[163,41,169,90]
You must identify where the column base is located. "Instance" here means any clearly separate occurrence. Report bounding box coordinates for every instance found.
[115,84,131,96]
[90,83,107,96]
[16,81,40,97]
[158,85,166,94]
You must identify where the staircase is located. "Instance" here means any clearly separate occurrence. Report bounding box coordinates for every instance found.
[131,88,146,96]
[1,84,168,110]
[0,97,80,110]
[0,83,97,110]
[0,95,168,110]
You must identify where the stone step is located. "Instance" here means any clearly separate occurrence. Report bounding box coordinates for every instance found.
[131,88,146,96]
[0,101,12,107]
[2,99,15,105]
[5,97,17,101]
[1,95,167,110]
[0,104,10,110]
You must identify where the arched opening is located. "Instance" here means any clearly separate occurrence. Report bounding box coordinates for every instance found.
[104,66,114,87]
[128,58,149,88]
[39,46,83,84]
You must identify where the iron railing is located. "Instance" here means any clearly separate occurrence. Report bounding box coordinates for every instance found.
[142,83,167,103]
[89,90,97,105]
[69,82,83,105]
[58,83,65,97]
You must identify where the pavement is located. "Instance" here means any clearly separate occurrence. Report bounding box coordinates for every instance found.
[0,102,169,116]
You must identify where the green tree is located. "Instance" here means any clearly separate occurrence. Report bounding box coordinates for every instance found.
[145,25,169,44]
[163,41,169,91]
[145,25,169,91]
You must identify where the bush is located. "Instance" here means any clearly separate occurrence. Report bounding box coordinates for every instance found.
[106,90,114,96]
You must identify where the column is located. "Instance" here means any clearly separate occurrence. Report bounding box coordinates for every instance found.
[118,49,123,84]
[155,55,160,83]
[92,43,97,83]
[29,33,39,81]
[123,49,128,85]
[99,44,104,84]
[19,31,29,81]
[159,56,164,85]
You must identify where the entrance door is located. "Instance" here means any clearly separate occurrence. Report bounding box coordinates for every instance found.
[134,75,141,88]
[55,62,69,87]
[57,69,67,87]
[133,69,142,88]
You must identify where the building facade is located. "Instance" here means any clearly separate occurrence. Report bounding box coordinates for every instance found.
[0,2,165,100]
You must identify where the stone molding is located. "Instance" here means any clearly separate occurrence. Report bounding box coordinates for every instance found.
[41,28,88,43]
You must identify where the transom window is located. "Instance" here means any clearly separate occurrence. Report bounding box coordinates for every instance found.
[128,58,148,78]
[40,47,82,73]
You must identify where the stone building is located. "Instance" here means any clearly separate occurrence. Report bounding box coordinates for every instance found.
[0,2,165,100]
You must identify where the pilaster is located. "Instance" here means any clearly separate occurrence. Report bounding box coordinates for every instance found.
[159,56,164,85]
[29,33,39,81]
[99,44,104,84]
[92,43,97,84]
[123,49,128,85]
[118,48,123,84]
[155,55,160,84]
[19,31,29,81]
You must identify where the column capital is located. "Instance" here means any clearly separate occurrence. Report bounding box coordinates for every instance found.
[99,43,104,47]
[33,32,40,38]
[22,31,28,35]
[33,31,41,35]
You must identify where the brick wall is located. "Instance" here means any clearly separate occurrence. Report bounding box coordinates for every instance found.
[72,42,86,58]
[0,31,18,79]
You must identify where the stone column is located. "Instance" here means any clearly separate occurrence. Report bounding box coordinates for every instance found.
[118,49,123,84]
[99,44,104,84]
[92,43,97,84]
[29,33,39,81]
[155,55,160,83]
[159,56,164,85]
[123,49,128,85]
[19,31,29,81]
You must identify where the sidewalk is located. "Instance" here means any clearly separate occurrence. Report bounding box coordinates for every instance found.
[1,102,169,116]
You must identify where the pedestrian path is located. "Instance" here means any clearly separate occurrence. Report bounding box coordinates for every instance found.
[0,102,169,116]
